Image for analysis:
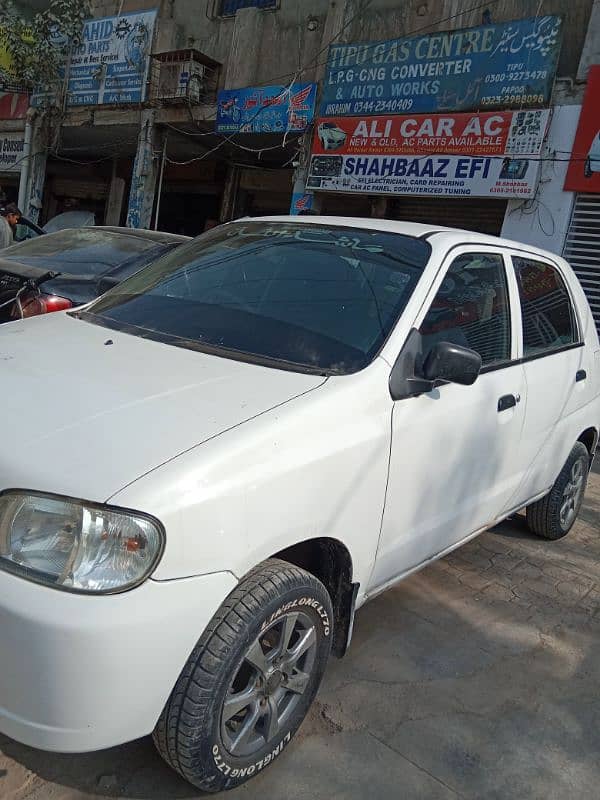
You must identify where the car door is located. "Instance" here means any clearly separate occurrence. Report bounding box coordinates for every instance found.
[369,247,527,592]
[500,253,589,510]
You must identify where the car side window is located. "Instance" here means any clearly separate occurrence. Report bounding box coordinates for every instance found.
[512,257,578,357]
[419,252,511,367]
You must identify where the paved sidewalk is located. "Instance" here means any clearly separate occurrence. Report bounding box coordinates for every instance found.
[2,470,600,799]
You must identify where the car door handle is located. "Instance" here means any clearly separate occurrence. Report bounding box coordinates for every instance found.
[576,369,587,383]
[498,394,517,412]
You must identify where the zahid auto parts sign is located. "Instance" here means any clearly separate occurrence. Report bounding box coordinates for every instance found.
[321,16,562,116]
[307,109,550,198]
[34,10,157,107]
[564,65,600,192]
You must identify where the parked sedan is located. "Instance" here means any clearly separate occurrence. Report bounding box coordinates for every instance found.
[0,217,598,792]
[0,226,189,322]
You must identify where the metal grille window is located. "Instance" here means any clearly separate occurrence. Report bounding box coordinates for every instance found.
[220,0,277,15]
[563,194,600,334]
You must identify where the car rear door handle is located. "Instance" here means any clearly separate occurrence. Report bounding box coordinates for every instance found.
[576,369,587,383]
[498,394,517,412]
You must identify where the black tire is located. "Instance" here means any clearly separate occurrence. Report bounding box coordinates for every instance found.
[153,558,333,793]
[526,442,590,540]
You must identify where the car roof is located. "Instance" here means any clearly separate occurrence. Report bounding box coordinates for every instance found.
[90,226,191,244]
[252,215,567,266]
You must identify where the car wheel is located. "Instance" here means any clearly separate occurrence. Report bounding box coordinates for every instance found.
[526,442,590,540]
[584,157,592,178]
[153,558,333,792]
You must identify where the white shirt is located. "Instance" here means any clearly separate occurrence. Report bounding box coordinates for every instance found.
[0,216,14,249]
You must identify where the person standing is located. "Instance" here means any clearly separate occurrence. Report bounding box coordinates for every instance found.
[0,203,22,248]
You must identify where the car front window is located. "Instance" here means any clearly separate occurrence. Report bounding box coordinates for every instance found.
[82,222,431,374]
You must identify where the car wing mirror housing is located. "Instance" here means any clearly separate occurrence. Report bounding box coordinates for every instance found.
[389,329,482,400]
[423,340,482,386]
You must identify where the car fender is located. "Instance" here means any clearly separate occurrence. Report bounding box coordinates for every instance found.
[108,358,393,595]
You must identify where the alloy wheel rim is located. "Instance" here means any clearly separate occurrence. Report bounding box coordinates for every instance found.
[560,458,585,528]
[220,610,317,758]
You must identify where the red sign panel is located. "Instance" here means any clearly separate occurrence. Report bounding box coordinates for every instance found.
[0,92,28,120]
[312,110,549,157]
[564,65,600,192]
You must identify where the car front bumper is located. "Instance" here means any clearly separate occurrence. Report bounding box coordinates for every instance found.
[0,568,237,752]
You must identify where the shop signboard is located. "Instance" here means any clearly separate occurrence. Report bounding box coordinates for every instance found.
[307,109,550,198]
[0,92,28,120]
[216,83,317,133]
[0,132,25,172]
[290,192,314,214]
[34,10,157,107]
[564,65,600,192]
[320,15,562,116]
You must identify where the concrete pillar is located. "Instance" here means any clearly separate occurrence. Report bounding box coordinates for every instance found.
[219,164,240,222]
[577,0,600,81]
[22,113,48,224]
[105,161,126,226]
[126,109,161,229]
[316,0,363,82]
[225,7,262,90]
[370,197,388,218]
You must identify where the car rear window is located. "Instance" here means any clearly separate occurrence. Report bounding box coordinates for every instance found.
[1,229,159,277]
[82,221,431,374]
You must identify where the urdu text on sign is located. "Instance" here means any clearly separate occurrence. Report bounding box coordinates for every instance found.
[320,16,562,116]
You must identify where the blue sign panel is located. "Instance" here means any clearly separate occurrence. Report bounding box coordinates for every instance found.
[321,15,563,116]
[217,83,317,133]
[33,10,157,107]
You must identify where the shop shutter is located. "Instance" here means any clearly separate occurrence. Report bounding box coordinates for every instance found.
[388,197,508,235]
[563,193,600,334]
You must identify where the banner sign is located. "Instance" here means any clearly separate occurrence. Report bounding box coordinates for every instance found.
[564,65,600,192]
[321,15,562,116]
[216,83,317,133]
[0,92,29,120]
[0,132,25,172]
[307,110,550,198]
[68,11,157,105]
[313,110,550,157]
[290,192,314,215]
[34,11,157,107]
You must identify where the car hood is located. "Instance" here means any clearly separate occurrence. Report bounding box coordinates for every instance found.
[0,313,327,501]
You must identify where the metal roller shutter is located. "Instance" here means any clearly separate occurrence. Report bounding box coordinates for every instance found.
[387,197,508,235]
[563,194,600,334]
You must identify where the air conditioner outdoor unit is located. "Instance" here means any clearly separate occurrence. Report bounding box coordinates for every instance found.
[151,50,221,105]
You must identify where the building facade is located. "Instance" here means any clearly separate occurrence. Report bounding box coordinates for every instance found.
[2,0,599,327]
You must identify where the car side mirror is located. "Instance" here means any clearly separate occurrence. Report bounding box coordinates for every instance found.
[389,329,482,401]
[423,341,482,386]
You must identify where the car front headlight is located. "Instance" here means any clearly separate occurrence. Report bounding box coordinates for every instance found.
[0,491,164,593]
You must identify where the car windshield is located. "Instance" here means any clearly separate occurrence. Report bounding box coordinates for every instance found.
[82,221,431,374]
[1,229,161,277]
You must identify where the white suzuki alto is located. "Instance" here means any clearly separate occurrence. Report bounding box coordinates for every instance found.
[0,217,598,791]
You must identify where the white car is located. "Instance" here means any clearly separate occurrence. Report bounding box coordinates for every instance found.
[318,121,347,150]
[584,129,600,177]
[0,217,598,792]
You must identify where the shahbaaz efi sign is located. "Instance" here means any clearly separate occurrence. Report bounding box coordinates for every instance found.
[320,15,563,116]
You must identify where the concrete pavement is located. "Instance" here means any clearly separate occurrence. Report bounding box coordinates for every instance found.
[2,469,600,799]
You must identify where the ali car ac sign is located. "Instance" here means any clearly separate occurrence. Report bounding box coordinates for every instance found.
[564,65,600,192]
[308,109,550,198]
